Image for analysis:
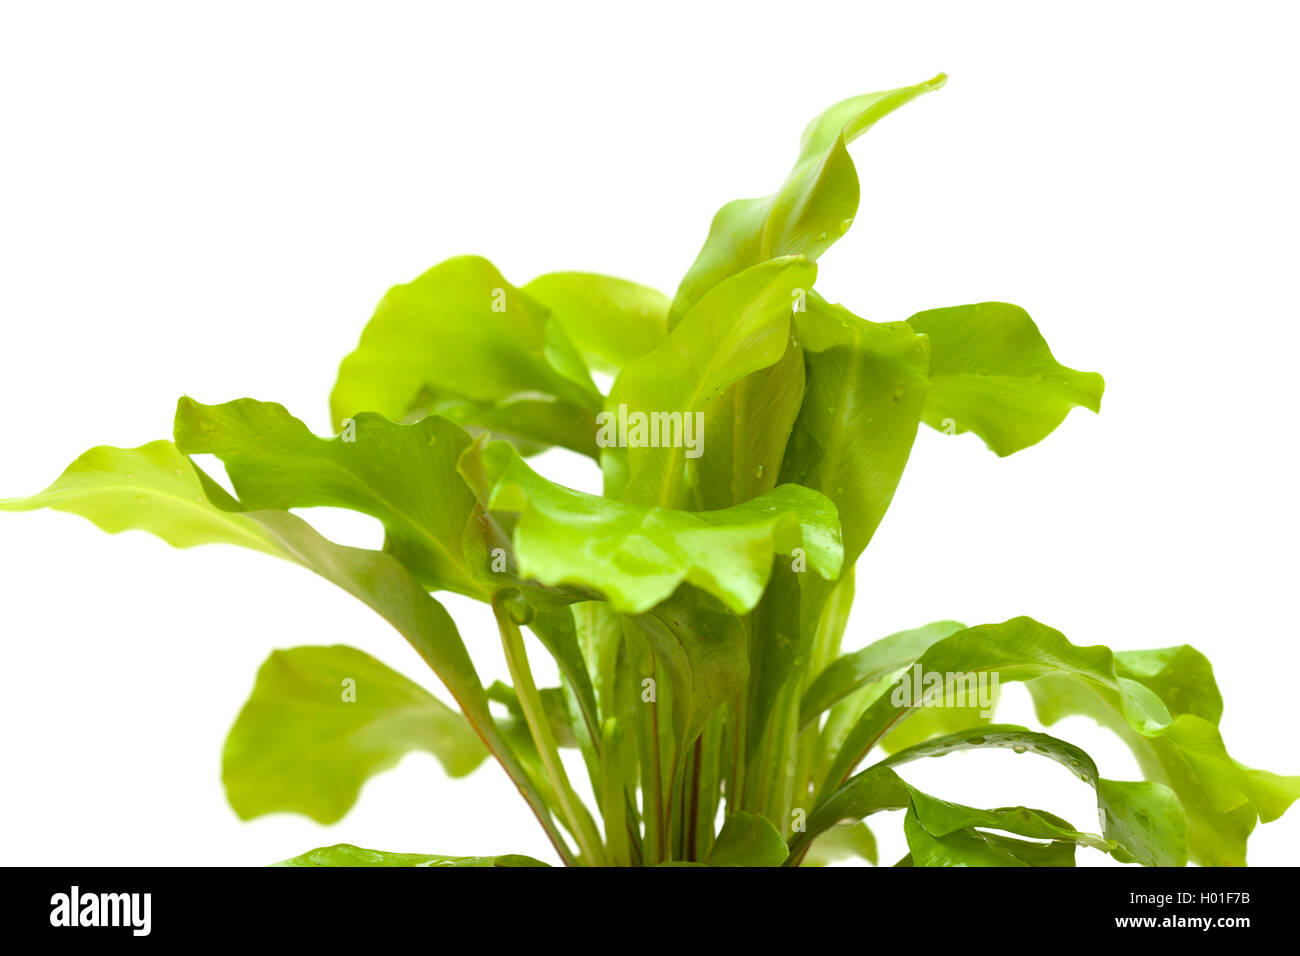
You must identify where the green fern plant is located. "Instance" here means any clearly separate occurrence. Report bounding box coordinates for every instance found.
[5,74,1295,867]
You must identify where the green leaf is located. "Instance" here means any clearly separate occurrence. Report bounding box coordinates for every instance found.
[1114,645,1222,723]
[460,437,842,615]
[906,787,1093,859]
[791,765,910,859]
[690,329,805,513]
[800,620,967,729]
[174,398,483,597]
[1099,778,1190,868]
[668,75,946,324]
[224,645,487,823]
[797,724,1188,867]
[522,272,670,377]
[603,256,817,507]
[903,804,1077,867]
[781,296,930,565]
[817,617,1173,797]
[907,302,1104,456]
[707,812,789,866]
[1028,647,1300,866]
[878,726,1187,867]
[0,441,575,862]
[272,844,549,867]
[330,255,603,456]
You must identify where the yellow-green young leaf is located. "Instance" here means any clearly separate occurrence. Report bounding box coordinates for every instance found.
[175,398,483,597]
[707,812,789,866]
[225,645,488,823]
[781,296,930,566]
[907,302,1104,456]
[690,330,805,513]
[272,844,548,867]
[522,272,670,378]
[460,437,842,615]
[0,440,286,556]
[330,255,603,456]
[603,256,817,508]
[0,442,572,859]
[669,75,946,325]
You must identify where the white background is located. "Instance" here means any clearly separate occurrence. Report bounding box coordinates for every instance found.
[1,1,1296,866]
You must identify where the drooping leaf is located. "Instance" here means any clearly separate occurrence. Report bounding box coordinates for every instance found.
[0,441,575,862]
[521,271,670,377]
[460,437,842,615]
[1027,646,1300,866]
[877,726,1187,867]
[601,256,816,507]
[706,811,788,866]
[817,617,1173,796]
[330,255,603,456]
[174,398,483,597]
[272,843,549,867]
[907,786,1097,851]
[795,724,1188,868]
[903,803,1077,867]
[907,302,1104,456]
[0,440,286,556]
[668,75,946,324]
[224,645,487,823]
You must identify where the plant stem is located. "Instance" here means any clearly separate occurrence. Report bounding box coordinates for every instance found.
[493,597,608,866]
